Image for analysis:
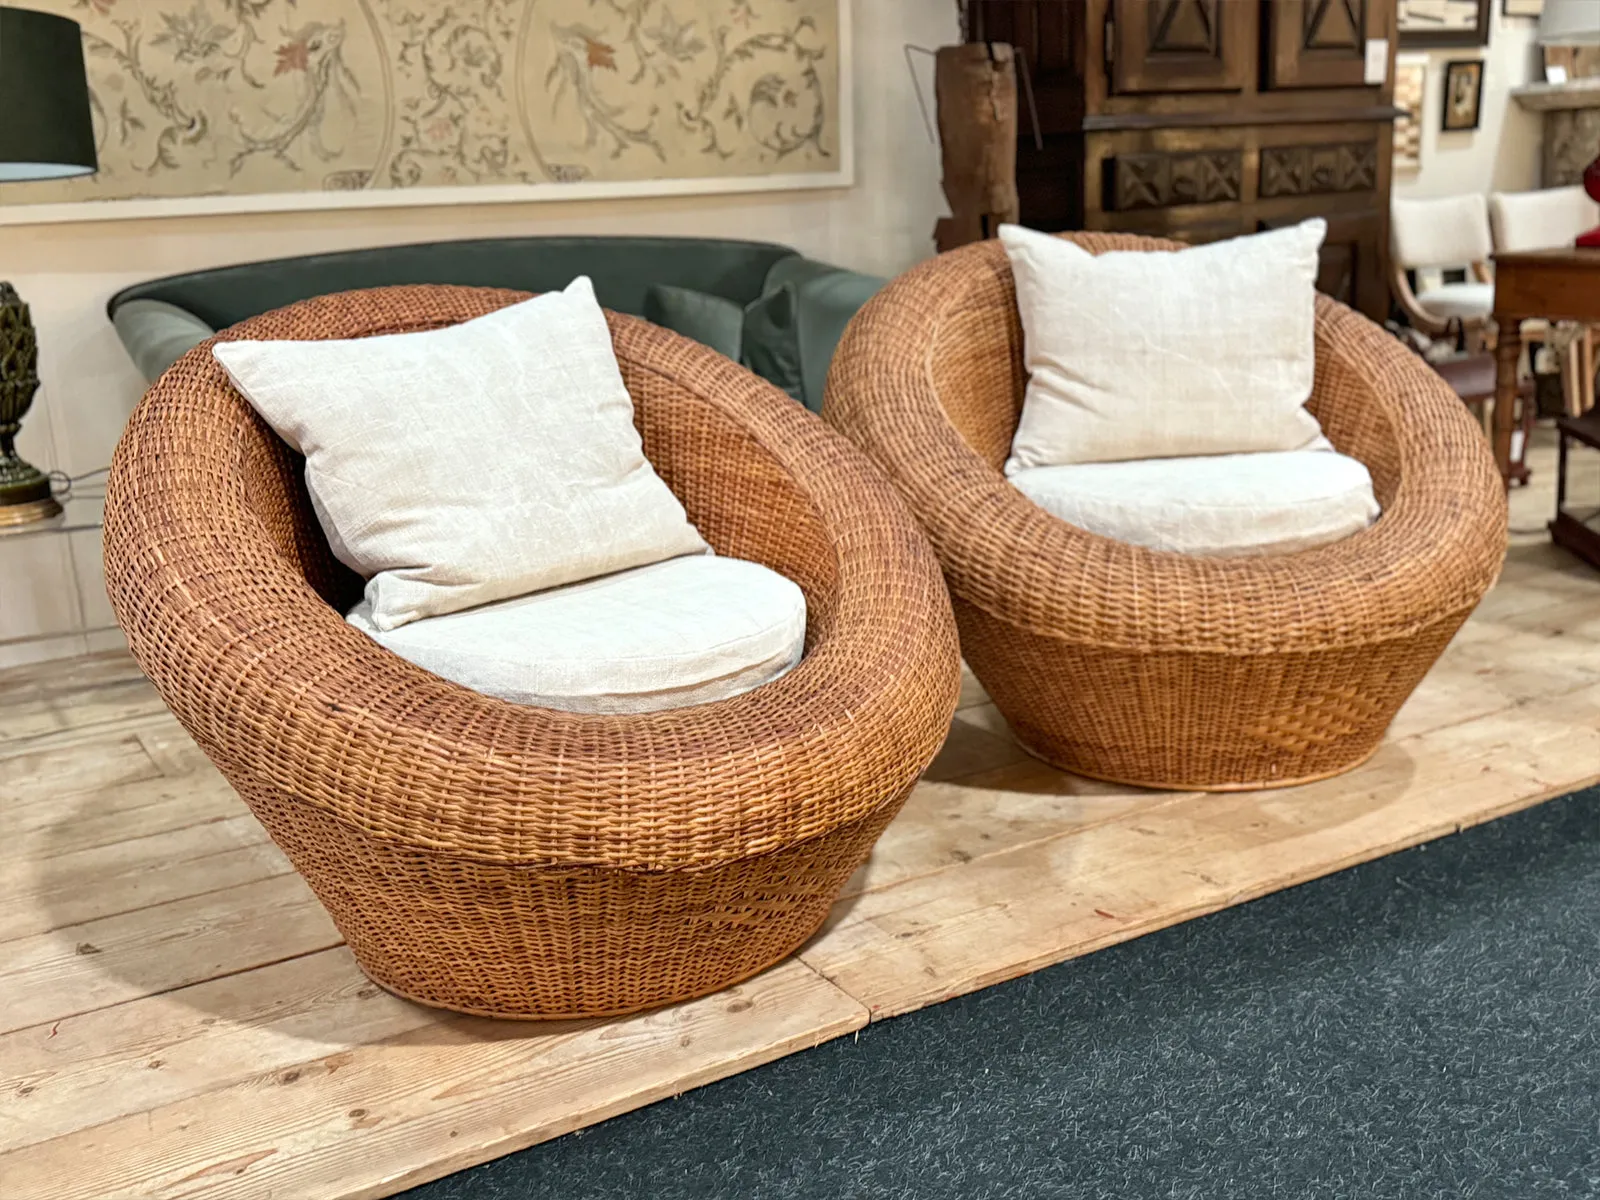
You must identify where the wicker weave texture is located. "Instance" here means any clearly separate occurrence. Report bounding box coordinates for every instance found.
[823,234,1507,790]
[104,285,959,1018]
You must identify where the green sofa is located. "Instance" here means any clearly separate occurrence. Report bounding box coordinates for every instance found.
[106,236,883,414]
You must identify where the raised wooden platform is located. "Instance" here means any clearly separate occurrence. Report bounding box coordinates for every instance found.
[3,436,1599,1199]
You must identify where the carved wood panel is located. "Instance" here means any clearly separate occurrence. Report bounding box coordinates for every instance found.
[1108,150,1243,211]
[1109,0,1252,95]
[1268,0,1375,90]
[1259,142,1379,198]
[1260,211,1387,319]
[1305,0,1366,50]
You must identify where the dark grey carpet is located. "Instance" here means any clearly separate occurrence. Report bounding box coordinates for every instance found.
[405,786,1600,1200]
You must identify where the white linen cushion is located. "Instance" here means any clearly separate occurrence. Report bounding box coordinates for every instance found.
[999,220,1329,472]
[1010,450,1379,558]
[349,554,805,714]
[213,277,708,633]
[1414,281,1494,321]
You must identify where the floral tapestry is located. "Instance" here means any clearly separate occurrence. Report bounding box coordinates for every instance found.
[3,0,844,214]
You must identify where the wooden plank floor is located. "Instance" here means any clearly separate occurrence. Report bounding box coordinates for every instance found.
[3,431,1599,1198]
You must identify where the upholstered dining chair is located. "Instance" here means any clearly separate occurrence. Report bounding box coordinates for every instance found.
[825,233,1507,792]
[104,285,960,1019]
[1389,193,1496,348]
[1491,185,1600,416]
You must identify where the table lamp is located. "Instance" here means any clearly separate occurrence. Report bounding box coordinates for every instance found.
[1541,0,1600,248]
[0,6,96,526]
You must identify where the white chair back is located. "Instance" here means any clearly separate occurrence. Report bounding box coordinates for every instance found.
[1391,193,1493,270]
[1489,186,1600,252]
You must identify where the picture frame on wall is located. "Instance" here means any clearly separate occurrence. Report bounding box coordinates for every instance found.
[1393,56,1428,171]
[1503,0,1544,16]
[1442,59,1486,131]
[1398,0,1492,47]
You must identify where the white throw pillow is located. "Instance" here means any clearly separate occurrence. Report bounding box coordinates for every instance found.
[214,277,707,632]
[1000,220,1330,472]
[349,554,806,714]
[1010,449,1379,558]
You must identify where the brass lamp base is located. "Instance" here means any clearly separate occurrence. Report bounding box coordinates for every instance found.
[0,463,63,527]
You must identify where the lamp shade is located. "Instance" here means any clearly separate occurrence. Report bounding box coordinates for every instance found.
[0,7,96,182]
[1540,0,1600,47]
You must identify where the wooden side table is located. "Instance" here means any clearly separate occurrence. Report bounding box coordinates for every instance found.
[1492,248,1600,487]
[1552,406,1600,570]
[0,492,115,654]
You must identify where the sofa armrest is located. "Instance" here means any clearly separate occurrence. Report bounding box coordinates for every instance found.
[111,299,216,383]
[763,256,884,413]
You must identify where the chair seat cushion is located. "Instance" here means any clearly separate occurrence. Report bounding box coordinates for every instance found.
[1415,281,1494,321]
[348,554,806,714]
[1010,450,1380,557]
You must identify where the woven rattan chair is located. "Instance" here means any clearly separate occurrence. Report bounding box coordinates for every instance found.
[824,234,1506,792]
[105,285,959,1019]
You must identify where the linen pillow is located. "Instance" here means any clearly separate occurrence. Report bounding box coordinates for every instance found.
[213,277,708,632]
[999,219,1330,472]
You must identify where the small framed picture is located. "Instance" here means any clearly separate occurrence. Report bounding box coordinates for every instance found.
[1398,0,1491,48]
[1503,0,1543,15]
[1442,59,1484,131]
[1394,56,1428,171]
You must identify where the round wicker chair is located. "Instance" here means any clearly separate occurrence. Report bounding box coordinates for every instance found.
[104,285,959,1019]
[824,234,1507,792]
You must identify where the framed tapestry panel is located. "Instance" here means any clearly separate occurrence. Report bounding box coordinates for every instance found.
[0,0,851,225]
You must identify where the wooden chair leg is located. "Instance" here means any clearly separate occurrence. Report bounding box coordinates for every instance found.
[1564,338,1581,418]
[1508,390,1536,488]
[1583,327,1596,414]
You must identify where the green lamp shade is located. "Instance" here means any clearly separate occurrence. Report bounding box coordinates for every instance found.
[0,6,96,182]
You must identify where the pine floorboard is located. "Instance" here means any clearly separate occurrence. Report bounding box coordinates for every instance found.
[1,433,1597,1198]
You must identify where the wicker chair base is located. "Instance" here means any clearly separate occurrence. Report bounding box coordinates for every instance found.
[241,780,906,1020]
[1007,727,1385,793]
[955,598,1469,792]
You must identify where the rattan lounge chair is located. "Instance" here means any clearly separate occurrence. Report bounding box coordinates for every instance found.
[105,285,959,1019]
[824,234,1507,792]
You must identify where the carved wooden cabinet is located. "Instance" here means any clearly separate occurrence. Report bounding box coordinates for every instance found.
[966,0,1400,322]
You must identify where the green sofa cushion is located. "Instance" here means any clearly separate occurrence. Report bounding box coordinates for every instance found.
[107,236,794,331]
[762,257,885,414]
[643,283,744,362]
[106,236,884,410]
[110,299,215,383]
[740,283,805,404]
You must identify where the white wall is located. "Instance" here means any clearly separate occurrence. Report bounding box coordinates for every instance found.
[1393,7,1544,198]
[0,1,957,666]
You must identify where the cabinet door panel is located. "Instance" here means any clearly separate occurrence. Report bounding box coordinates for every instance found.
[1109,0,1252,94]
[1268,0,1376,90]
